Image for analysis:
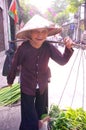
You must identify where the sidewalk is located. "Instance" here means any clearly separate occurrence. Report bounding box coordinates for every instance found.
[0,51,18,88]
[0,51,7,88]
[0,51,20,130]
[0,105,21,130]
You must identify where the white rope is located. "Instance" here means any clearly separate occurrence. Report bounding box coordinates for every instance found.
[58,49,80,106]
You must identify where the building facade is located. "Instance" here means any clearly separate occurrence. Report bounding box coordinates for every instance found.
[0,0,9,52]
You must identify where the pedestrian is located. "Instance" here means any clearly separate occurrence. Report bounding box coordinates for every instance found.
[7,14,74,130]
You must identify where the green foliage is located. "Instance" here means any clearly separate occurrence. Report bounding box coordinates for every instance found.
[49,105,86,130]
[49,105,72,130]
[41,114,49,119]
[18,0,85,26]
[45,0,69,25]
[49,105,60,118]
[66,107,86,129]
[55,11,69,25]
[19,0,41,23]
[66,0,84,13]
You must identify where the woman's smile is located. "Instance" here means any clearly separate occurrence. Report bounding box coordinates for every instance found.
[30,29,49,48]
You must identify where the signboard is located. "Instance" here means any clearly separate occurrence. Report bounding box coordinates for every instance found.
[70,23,75,30]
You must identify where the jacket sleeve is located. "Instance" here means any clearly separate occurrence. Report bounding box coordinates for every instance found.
[7,45,24,85]
[49,44,74,65]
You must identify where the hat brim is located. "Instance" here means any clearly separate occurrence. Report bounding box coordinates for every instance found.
[16,27,62,40]
[16,14,62,39]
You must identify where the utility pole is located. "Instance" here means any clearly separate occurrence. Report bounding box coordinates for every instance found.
[84,0,86,30]
[76,6,81,41]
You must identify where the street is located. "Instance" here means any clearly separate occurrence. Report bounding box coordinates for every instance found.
[0,48,86,130]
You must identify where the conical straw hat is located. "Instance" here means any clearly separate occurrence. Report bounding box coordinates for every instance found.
[16,14,62,39]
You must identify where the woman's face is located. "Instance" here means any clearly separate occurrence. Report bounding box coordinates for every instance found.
[30,28,48,48]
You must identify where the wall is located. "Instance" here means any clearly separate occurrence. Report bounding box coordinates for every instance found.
[0,0,9,52]
[0,6,5,51]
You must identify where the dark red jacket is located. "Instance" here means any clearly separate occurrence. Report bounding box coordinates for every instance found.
[7,40,73,95]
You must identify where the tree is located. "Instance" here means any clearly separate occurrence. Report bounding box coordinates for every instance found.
[45,0,69,25]
[19,0,42,23]
[66,0,84,13]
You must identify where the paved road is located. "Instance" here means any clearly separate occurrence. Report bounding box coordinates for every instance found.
[0,105,20,130]
[0,51,18,88]
[0,51,7,88]
[0,49,86,130]
[0,51,20,130]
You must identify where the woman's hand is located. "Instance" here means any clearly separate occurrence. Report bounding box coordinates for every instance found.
[8,84,12,87]
[63,36,74,49]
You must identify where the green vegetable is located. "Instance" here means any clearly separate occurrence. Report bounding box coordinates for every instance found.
[48,105,86,130]
[0,83,20,106]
